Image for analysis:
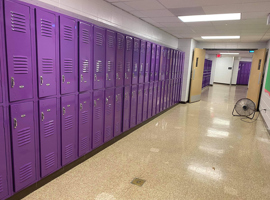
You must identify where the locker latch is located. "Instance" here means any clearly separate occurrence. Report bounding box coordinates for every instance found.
[94,74,97,81]
[40,76,43,85]
[106,97,109,104]
[80,103,83,111]
[13,118,17,129]
[125,73,128,79]
[116,95,118,101]
[116,73,119,80]
[106,73,109,80]
[62,107,66,115]
[94,100,97,107]
[62,75,65,83]
[11,77,15,88]
[81,74,83,82]
[41,112,45,121]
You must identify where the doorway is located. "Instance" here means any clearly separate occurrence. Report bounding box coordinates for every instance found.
[236,61,251,85]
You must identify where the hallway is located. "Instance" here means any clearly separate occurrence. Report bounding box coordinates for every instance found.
[24,85,270,200]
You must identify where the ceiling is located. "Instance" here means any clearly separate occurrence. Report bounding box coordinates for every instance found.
[206,50,253,57]
[105,0,270,43]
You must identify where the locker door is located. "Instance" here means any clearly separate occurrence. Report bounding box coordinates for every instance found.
[125,36,133,86]
[150,44,156,82]
[0,107,8,199]
[165,49,171,80]
[152,82,158,116]
[156,81,161,114]
[159,47,167,81]
[79,22,93,92]
[93,26,105,89]
[172,50,177,80]
[130,85,138,128]
[148,82,153,118]
[132,38,140,85]
[39,98,58,177]
[169,49,174,80]
[155,45,161,81]
[144,42,151,83]
[137,84,144,124]
[5,1,33,102]
[10,102,36,192]
[114,87,123,136]
[93,90,104,149]
[160,81,165,111]
[104,88,114,143]
[0,67,2,103]
[60,16,77,94]
[163,80,168,110]
[79,92,92,157]
[123,86,131,132]
[116,33,125,87]
[139,40,146,83]
[142,83,149,121]
[168,80,173,107]
[61,95,77,166]
[106,30,116,88]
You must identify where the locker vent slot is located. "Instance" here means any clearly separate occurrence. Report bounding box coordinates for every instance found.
[95,107,101,120]
[115,122,120,133]
[41,19,53,37]
[126,62,131,72]
[81,137,88,151]
[63,25,73,41]
[82,111,88,124]
[82,29,89,44]
[106,104,112,115]
[0,176,3,193]
[45,152,55,169]
[108,35,114,48]
[134,41,139,51]
[107,61,113,72]
[83,60,89,73]
[96,32,103,46]
[44,120,54,138]
[96,60,102,73]
[19,162,32,182]
[10,11,26,33]
[18,127,31,147]
[64,115,73,130]
[117,36,124,49]
[117,63,122,72]
[126,39,132,51]
[42,58,53,74]
[105,127,111,138]
[94,131,101,144]
[64,59,73,73]
[13,56,28,74]
[65,144,73,159]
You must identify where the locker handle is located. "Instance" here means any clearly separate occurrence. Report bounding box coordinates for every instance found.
[133,72,135,77]
[94,74,97,81]
[258,72,261,84]
[62,75,65,83]
[13,118,17,129]
[125,73,127,79]
[41,112,45,121]
[81,74,83,82]
[40,76,43,85]
[116,95,118,101]
[80,103,83,111]
[94,100,97,107]
[11,77,15,88]
[116,73,119,80]
[106,97,109,104]
[62,107,66,115]
[106,73,109,80]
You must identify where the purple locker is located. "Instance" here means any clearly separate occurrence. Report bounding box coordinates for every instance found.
[60,16,77,94]
[168,49,174,80]
[116,33,125,87]
[106,30,116,88]
[152,81,158,116]
[61,95,77,166]
[137,84,144,124]
[132,38,140,85]
[155,45,161,81]
[10,102,36,192]
[165,49,171,80]
[0,67,2,103]
[125,36,133,85]
[114,87,123,136]
[79,92,92,156]
[123,86,131,132]
[139,40,146,84]
[160,81,165,111]
[148,82,153,118]
[93,26,105,89]
[142,83,149,121]
[79,22,93,92]
[156,81,161,114]
[0,106,8,199]
[5,1,33,102]
[167,80,172,108]
[36,9,57,97]
[159,47,167,81]
[104,88,114,142]
[150,44,156,82]
[130,85,138,128]
[144,42,151,83]
[171,50,176,80]
[39,98,58,177]
[93,90,104,149]
[163,80,168,110]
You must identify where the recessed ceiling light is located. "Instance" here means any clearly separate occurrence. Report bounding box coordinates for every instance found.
[201,36,240,39]
[178,13,241,22]
[220,53,239,55]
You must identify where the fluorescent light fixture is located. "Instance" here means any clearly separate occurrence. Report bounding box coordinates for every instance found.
[220,53,239,55]
[201,36,240,39]
[178,13,241,22]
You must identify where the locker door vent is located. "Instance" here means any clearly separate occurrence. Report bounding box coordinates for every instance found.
[81,137,88,151]
[45,152,55,169]
[18,127,31,147]
[117,63,122,72]
[94,131,101,144]
[13,56,28,74]
[41,19,53,37]
[64,59,73,73]
[0,176,3,193]
[64,115,73,130]
[108,35,114,48]
[83,60,89,73]
[10,11,27,33]
[117,37,123,49]
[44,120,55,138]
[126,39,132,51]
[65,144,73,159]
[19,162,33,183]
[96,32,103,46]
[105,127,111,138]
[96,61,103,73]
[126,62,131,72]
[95,107,101,120]
[42,58,53,74]
[81,111,88,124]
[106,104,112,115]
[134,41,139,52]
[63,25,73,41]
[107,61,113,72]
[82,29,89,44]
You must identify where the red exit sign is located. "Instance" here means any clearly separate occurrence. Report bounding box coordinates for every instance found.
[217,54,221,58]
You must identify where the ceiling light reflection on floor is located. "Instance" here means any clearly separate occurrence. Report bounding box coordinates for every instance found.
[188,164,222,180]
[213,118,230,126]
[199,146,225,156]
[207,129,229,138]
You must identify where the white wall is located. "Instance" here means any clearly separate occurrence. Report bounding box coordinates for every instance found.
[214,57,234,84]
[197,42,267,49]
[231,57,252,85]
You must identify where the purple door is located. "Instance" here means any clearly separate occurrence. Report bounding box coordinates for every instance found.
[60,16,77,94]
[39,98,58,177]
[139,40,146,83]
[160,81,165,111]
[93,26,105,89]
[144,42,151,83]
[152,81,158,116]
[169,49,174,80]
[79,22,93,92]
[114,87,123,137]
[171,50,176,80]
[137,84,143,124]
[104,88,114,142]
[132,38,140,85]
[116,33,125,87]
[123,86,131,132]
[36,9,57,97]
[155,45,161,81]
[150,44,156,82]
[0,66,2,103]
[159,47,167,81]
[237,61,251,85]
[167,80,172,108]
[163,80,168,110]
[165,49,171,80]
[130,85,138,128]
[156,81,161,114]
[125,36,133,85]
[10,102,36,192]
[79,92,92,157]
[148,82,153,118]
[106,30,116,88]
[93,90,104,149]
[142,83,149,121]
[61,95,77,166]
[5,1,33,102]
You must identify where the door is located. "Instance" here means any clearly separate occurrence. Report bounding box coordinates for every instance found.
[155,45,161,81]
[0,64,2,103]
[160,81,165,111]
[79,92,92,157]
[5,1,33,102]
[104,88,114,142]
[106,30,116,88]
[237,62,251,85]
[159,47,167,81]
[150,44,156,82]
[165,49,171,80]
[139,40,146,83]
[144,42,151,83]
[116,33,125,87]
[247,48,267,108]
[156,81,161,114]
[148,82,153,118]
[39,98,58,177]
[137,84,144,124]
[10,102,36,192]
[152,82,158,116]
[189,48,206,103]
[60,16,77,94]
[130,85,138,128]
[123,86,131,132]
[93,90,104,149]
[36,9,57,97]
[61,95,77,166]
[167,80,172,108]
[142,83,149,121]
[163,80,168,110]
[132,38,140,85]
[114,87,123,136]
[79,22,93,92]
[125,36,133,86]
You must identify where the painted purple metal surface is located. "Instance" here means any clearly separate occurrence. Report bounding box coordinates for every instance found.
[156,81,161,114]
[168,49,174,80]
[142,83,149,121]
[130,85,138,128]
[116,33,125,87]
[152,81,158,116]
[150,44,156,82]
[165,49,171,80]
[125,36,133,86]
[105,30,116,88]
[237,61,251,85]
[132,38,140,85]
[148,82,153,118]
[137,84,143,124]
[160,81,165,111]
[0,67,2,103]
[159,47,167,81]
[104,88,114,142]
[114,87,123,137]
[163,80,168,110]
[139,40,146,84]
[93,90,104,149]
[155,45,161,81]
[123,86,131,132]
[144,42,151,83]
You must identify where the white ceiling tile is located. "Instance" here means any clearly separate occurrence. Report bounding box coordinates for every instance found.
[129,10,148,17]
[139,9,174,17]
[148,16,180,23]
[112,2,135,11]
[186,22,214,27]
[158,0,200,8]
[241,12,269,19]
[202,4,243,14]
[158,22,187,28]
[242,2,270,12]
[125,0,165,10]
